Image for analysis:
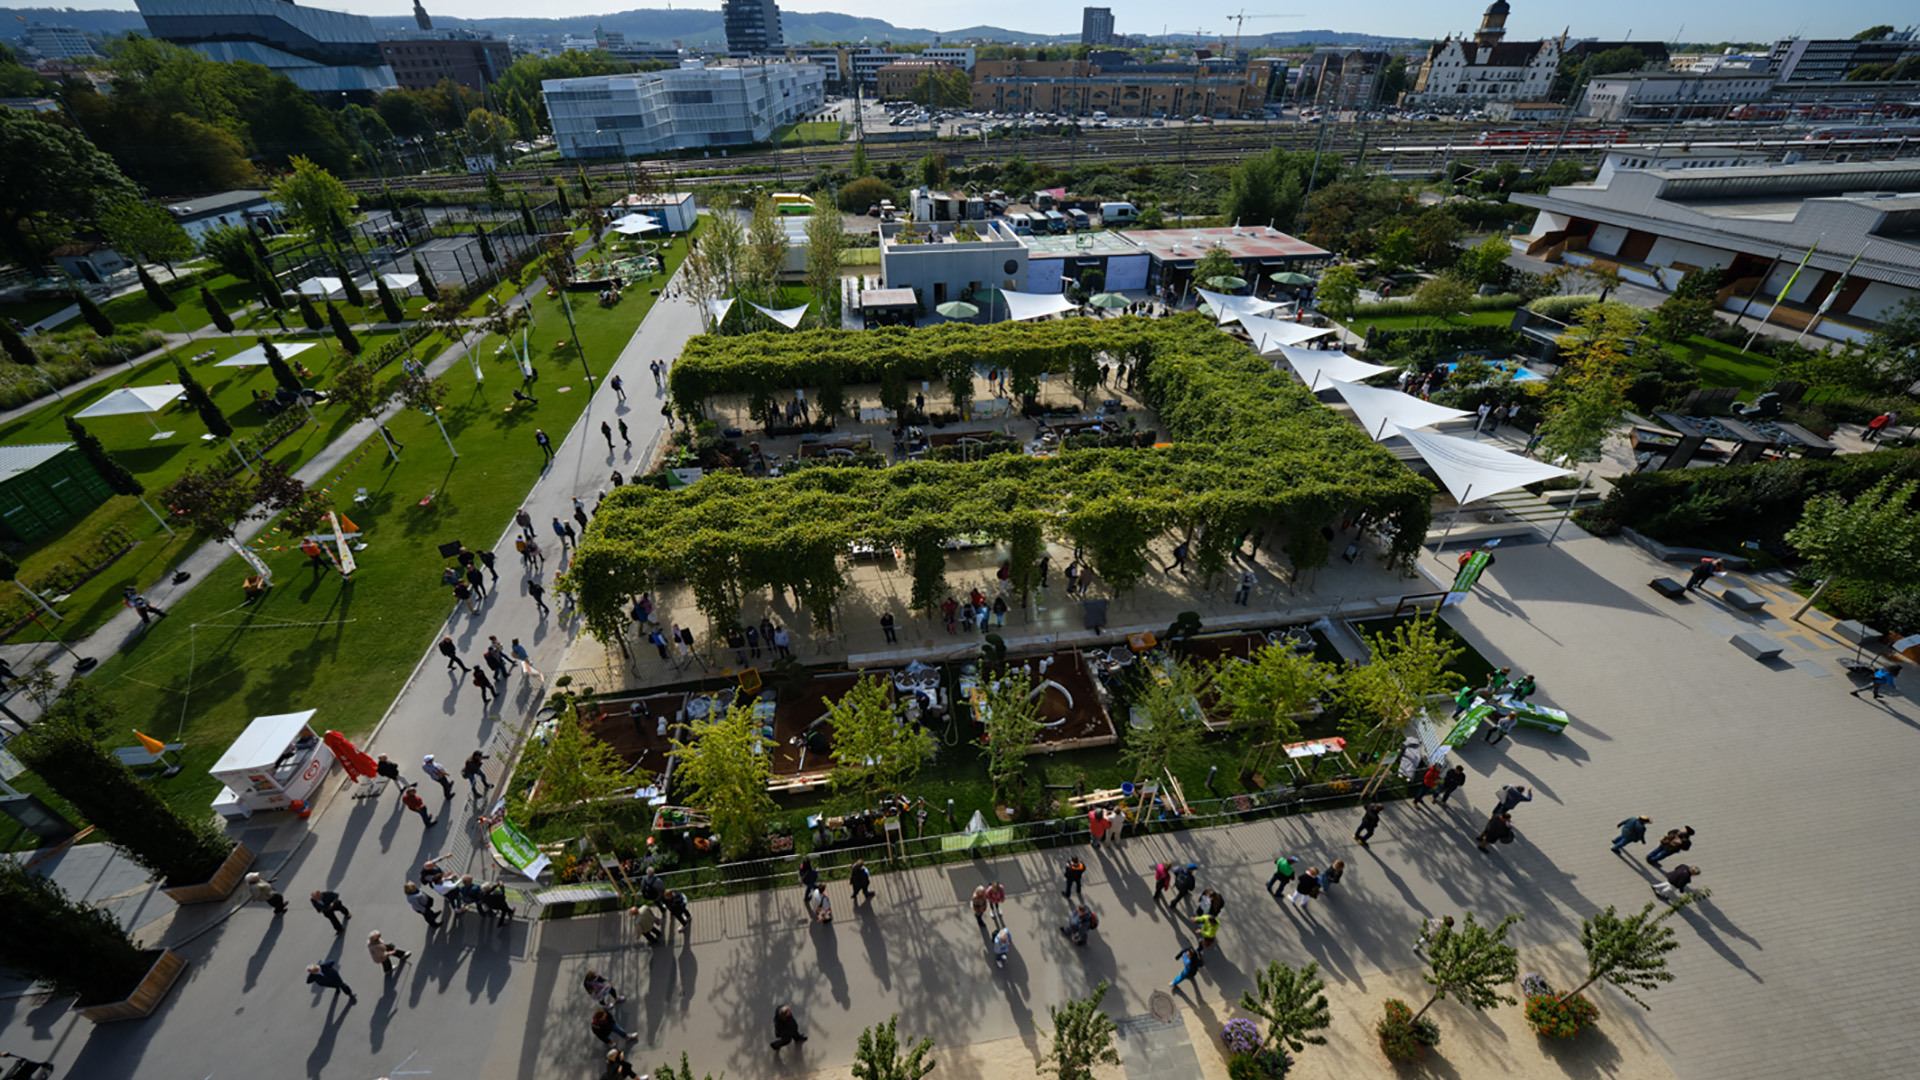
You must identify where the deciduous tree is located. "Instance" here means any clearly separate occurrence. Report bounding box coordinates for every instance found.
[804,208,848,329]
[330,357,398,459]
[1785,476,1920,615]
[851,1013,936,1080]
[1121,656,1206,784]
[1041,980,1121,1080]
[1413,912,1522,1022]
[0,110,141,273]
[270,156,355,241]
[981,669,1044,801]
[827,676,933,800]
[1240,960,1333,1054]
[1563,896,1704,1008]
[1314,265,1361,323]
[527,703,636,816]
[98,198,194,272]
[668,703,776,858]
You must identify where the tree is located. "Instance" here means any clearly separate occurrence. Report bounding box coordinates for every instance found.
[159,461,256,539]
[851,141,869,178]
[475,225,497,265]
[64,417,141,498]
[173,361,232,440]
[653,1052,717,1080]
[0,858,156,1005]
[270,155,355,241]
[245,245,285,312]
[1314,265,1361,323]
[1579,263,1623,303]
[72,290,115,342]
[908,70,969,110]
[1224,148,1311,230]
[98,198,194,272]
[485,169,508,206]
[1121,656,1206,784]
[1785,477,1920,616]
[296,291,324,331]
[1533,303,1639,464]
[827,676,933,800]
[852,1013,936,1080]
[518,192,538,235]
[917,151,949,188]
[199,285,234,334]
[1240,960,1333,1054]
[528,703,635,816]
[411,256,441,303]
[0,316,39,367]
[743,196,785,308]
[1853,24,1896,40]
[980,670,1044,801]
[396,367,457,456]
[804,208,848,329]
[1214,643,1333,751]
[1414,275,1473,325]
[1453,235,1512,289]
[837,176,896,214]
[1562,896,1704,1008]
[327,301,362,356]
[337,265,366,309]
[668,703,777,858]
[374,274,406,323]
[1337,614,1462,758]
[136,263,182,329]
[0,110,141,273]
[1413,911,1523,1022]
[464,107,513,160]
[1194,245,1239,288]
[330,357,399,459]
[577,163,596,203]
[258,339,300,395]
[1042,980,1121,1080]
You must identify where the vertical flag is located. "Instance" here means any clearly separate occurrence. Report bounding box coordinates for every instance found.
[328,510,357,576]
[1761,242,1818,329]
[1801,245,1867,342]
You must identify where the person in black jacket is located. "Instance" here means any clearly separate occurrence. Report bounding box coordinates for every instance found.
[1172,863,1197,909]
[1354,802,1384,845]
[1612,815,1652,854]
[1476,812,1515,852]
[1647,825,1695,866]
[771,1005,807,1052]
[848,859,873,902]
[662,888,691,929]
[1062,855,1086,900]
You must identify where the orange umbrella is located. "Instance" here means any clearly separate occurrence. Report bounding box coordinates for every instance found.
[325,730,378,782]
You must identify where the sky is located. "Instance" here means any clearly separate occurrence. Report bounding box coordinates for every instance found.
[41,0,1908,42]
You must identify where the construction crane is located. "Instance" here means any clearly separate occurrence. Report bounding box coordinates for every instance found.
[1225,10,1301,59]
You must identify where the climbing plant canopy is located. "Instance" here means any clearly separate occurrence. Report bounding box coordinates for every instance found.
[571,315,1433,644]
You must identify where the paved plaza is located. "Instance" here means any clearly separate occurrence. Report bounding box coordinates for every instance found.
[3,267,1917,1080]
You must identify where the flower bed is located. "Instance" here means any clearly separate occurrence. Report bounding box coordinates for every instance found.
[1376,999,1440,1063]
[1521,972,1599,1039]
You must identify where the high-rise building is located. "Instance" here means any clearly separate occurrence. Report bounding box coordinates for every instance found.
[16,23,97,61]
[543,60,824,157]
[723,0,783,55]
[378,32,512,93]
[1081,8,1115,47]
[135,0,397,95]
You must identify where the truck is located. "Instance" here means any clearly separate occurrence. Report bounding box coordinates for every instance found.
[1099,201,1139,225]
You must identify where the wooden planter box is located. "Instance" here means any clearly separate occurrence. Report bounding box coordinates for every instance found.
[159,843,254,906]
[73,948,187,1024]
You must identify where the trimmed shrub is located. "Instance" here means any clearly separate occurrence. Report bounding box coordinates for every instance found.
[1375,999,1440,1063]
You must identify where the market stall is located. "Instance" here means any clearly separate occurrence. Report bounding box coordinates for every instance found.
[208,710,333,817]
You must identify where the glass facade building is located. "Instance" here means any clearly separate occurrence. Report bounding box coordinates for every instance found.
[544,62,824,158]
[135,0,397,94]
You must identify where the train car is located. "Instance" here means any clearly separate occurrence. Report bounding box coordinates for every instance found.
[1474,129,1629,148]
[1802,124,1920,142]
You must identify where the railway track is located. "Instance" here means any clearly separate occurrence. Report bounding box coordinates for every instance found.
[344,121,1918,195]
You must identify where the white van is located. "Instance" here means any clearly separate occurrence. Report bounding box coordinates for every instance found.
[1100,201,1139,225]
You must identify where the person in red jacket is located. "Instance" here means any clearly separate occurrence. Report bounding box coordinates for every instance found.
[1410,764,1442,806]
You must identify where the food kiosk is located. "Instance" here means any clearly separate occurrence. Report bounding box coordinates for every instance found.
[208,710,335,818]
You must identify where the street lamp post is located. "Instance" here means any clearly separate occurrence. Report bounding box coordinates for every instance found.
[557,288,593,385]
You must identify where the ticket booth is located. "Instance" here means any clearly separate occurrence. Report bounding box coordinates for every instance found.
[208,710,334,817]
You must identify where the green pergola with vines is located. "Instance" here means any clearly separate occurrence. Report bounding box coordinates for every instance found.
[568,315,1434,646]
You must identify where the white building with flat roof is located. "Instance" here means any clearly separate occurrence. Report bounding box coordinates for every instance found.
[543,61,824,157]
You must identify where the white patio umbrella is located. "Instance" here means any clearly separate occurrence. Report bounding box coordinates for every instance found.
[217,342,317,368]
[379,273,420,294]
[74,384,186,439]
[292,277,345,300]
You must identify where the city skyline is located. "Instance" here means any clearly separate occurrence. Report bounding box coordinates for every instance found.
[17,0,1910,44]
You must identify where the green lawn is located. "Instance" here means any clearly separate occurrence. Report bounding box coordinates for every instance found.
[0,297,76,330]
[0,328,437,644]
[1676,334,1776,391]
[1344,310,1517,334]
[1,223,702,849]
[776,121,845,147]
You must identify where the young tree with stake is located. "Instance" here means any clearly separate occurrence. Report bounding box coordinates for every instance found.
[1412,911,1523,1023]
[395,366,456,457]
[1239,959,1333,1056]
[851,1014,935,1080]
[330,357,398,459]
[1042,980,1121,1080]
[1563,895,1705,1008]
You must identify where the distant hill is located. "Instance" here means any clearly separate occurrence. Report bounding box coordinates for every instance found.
[1,6,1421,50]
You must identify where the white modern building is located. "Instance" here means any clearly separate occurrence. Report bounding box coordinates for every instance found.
[923,48,977,73]
[543,61,825,158]
[135,0,397,95]
[165,189,279,241]
[1407,1,1561,107]
[1580,71,1776,122]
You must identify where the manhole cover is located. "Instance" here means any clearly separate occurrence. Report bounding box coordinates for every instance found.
[1149,989,1176,1022]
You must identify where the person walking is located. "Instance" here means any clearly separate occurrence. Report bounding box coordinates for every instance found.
[1686,557,1725,592]
[478,549,498,584]
[771,1005,808,1053]
[849,860,874,903]
[1493,784,1533,815]
[1437,765,1468,806]
[367,930,410,975]
[1171,540,1190,575]
[662,888,691,932]
[452,580,478,615]
[305,960,356,1004]
[1087,809,1112,848]
[1654,864,1700,903]
[1354,802,1384,845]
[798,859,820,907]
[310,889,351,933]
[1234,569,1255,606]
[535,428,554,463]
[727,627,748,666]
[583,970,625,1008]
[421,754,455,800]
[1483,709,1518,745]
[1321,860,1346,896]
[1170,945,1204,990]
[880,612,898,644]
[1191,911,1220,952]
[744,623,762,659]
[1266,854,1295,895]
[462,751,492,799]
[604,1048,640,1080]
[438,636,468,673]
[773,624,791,658]
[618,418,632,448]
[1414,914,1454,954]
[1450,683,1477,718]
[527,578,550,617]
[245,871,288,915]
[1061,853,1088,900]
[986,880,1005,923]
[1851,664,1903,699]
[992,924,1013,969]
[401,785,437,830]
[123,587,169,625]
[1476,812,1515,852]
[1648,825,1695,866]
[403,881,440,928]
[511,638,541,680]
[600,420,615,452]
[1153,862,1172,904]
[629,904,662,946]
[1611,814,1652,854]
[1172,862,1198,910]
[992,595,1008,627]
[650,360,663,388]
[1410,763,1440,806]
[971,885,990,927]
[611,374,627,403]
[593,1008,638,1047]
[515,507,536,541]
[1288,867,1322,911]
[375,754,408,797]
[471,667,495,709]
[1059,905,1095,946]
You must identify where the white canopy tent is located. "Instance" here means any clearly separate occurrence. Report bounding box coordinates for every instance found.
[1325,379,1474,441]
[611,215,662,235]
[292,277,345,300]
[1273,343,1397,390]
[379,272,420,293]
[998,289,1079,322]
[1394,424,1572,551]
[216,342,317,368]
[74,383,185,438]
[748,300,810,329]
[1194,287,1285,326]
[705,298,735,329]
[1240,313,1338,352]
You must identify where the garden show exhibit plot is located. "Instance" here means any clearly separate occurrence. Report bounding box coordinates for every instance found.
[74,384,186,439]
[569,314,1438,645]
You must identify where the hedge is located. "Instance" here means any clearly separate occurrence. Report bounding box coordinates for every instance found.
[1362,324,1523,355]
[1577,449,1920,547]
[574,315,1436,644]
[1349,293,1521,319]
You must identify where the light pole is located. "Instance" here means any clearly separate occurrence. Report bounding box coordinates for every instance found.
[558,288,592,385]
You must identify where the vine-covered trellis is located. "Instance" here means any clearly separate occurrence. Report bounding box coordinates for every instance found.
[569,315,1434,646]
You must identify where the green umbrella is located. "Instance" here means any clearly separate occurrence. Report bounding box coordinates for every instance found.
[1269,271,1315,286]
[1205,275,1248,291]
[1089,292,1131,310]
[936,301,980,319]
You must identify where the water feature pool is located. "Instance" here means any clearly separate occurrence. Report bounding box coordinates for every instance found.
[1438,360,1545,382]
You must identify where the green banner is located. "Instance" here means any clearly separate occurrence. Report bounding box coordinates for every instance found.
[489,817,548,880]
[1445,704,1494,746]
[1451,550,1492,594]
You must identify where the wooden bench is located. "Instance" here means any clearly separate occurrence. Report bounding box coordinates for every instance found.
[1731,633,1782,661]
[1721,587,1766,612]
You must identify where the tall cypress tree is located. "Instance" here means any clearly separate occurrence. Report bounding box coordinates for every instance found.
[74,289,115,339]
[64,417,142,496]
[335,258,366,309]
[577,164,595,203]
[475,225,497,265]
[375,274,405,323]
[519,193,537,235]
[0,318,38,366]
[410,256,439,303]
[247,222,271,261]
[246,247,284,311]
[297,292,324,331]
[261,340,302,393]
[136,264,176,315]
[173,361,231,439]
[199,285,234,334]
[327,302,361,356]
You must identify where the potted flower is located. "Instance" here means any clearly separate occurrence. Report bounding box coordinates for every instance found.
[0,860,187,1023]
[12,717,248,904]
[1222,1018,1292,1078]
[1376,999,1440,1063]
[1520,973,1599,1039]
